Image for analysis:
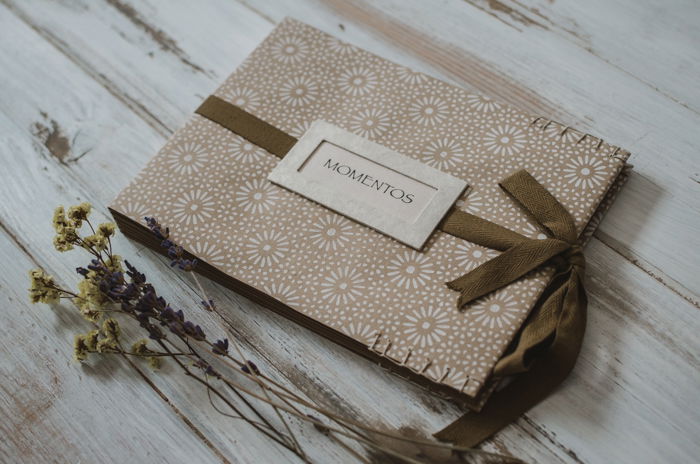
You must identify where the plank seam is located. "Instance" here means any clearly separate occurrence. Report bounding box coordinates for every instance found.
[591,235,700,309]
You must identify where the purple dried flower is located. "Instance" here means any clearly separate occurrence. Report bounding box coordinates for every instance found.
[145,323,164,340]
[307,415,329,434]
[168,321,185,337]
[182,321,206,341]
[145,217,197,271]
[145,216,169,242]
[193,358,221,378]
[124,260,146,285]
[212,338,229,355]
[241,360,260,376]
[178,259,197,271]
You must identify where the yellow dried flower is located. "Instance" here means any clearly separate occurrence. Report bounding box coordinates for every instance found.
[52,206,80,252]
[28,269,61,304]
[84,329,100,351]
[52,234,74,252]
[79,306,100,323]
[147,356,162,370]
[97,222,116,238]
[96,337,118,353]
[67,202,92,227]
[82,233,108,252]
[106,255,124,273]
[73,334,89,362]
[52,206,69,232]
[132,339,149,355]
[102,318,120,341]
[77,278,108,308]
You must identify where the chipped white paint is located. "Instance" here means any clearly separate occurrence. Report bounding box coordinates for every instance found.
[0,0,698,463]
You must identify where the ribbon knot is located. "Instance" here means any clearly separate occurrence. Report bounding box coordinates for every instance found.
[554,244,585,272]
[435,169,590,447]
[442,170,582,311]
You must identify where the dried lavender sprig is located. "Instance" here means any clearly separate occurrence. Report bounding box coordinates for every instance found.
[143,216,306,456]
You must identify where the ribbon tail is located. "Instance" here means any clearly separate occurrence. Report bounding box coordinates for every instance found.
[434,269,587,447]
[494,270,570,376]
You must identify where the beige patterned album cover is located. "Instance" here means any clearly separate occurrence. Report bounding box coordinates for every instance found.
[111,18,629,403]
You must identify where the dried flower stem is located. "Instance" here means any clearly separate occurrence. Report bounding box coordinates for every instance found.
[191,271,306,459]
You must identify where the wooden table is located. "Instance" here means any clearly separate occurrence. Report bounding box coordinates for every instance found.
[1,1,698,462]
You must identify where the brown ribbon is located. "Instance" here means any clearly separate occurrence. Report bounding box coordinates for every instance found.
[434,171,586,446]
[196,95,588,447]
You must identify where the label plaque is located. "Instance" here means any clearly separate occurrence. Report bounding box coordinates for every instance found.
[268,121,467,249]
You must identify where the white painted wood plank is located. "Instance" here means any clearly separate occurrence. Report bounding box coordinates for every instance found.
[475,0,700,114]
[3,0,273,134]
[0,111,222,464]
[1,1,699,463]
[534,237,700,463]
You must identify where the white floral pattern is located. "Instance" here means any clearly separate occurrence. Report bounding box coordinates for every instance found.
[189,241,226,267]
[165,142,208,175]
[466,94,501,113]
[325,36,356,55]
[348,108,392,139]
[279,76,318,107]
[386,251,435,290]
[471,293,520,329]
[119,200,149,221]
[172,189,216,225]
[455,191,485,215]
[563,155,608,189]
[263,282,301,306]
[225,137,264,163]
[308,214,353,252]
[244,230,289,267]
[483,125,527,156]
[337,66,377,96]
[235,179,279,214]
[454,242,497,271]
[408,96,448,127]
[319,267,365,306]
[270,35,309,64]
[340,321,376,345]
[402,306,450,348]
[220,86,261,111]
[396,66,428,85]
[420,138,465,171]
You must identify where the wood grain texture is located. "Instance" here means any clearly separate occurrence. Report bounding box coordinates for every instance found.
[0,0,698,462]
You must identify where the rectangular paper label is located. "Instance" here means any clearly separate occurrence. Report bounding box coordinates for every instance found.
[299,141,438,224]
[268,121,467,249]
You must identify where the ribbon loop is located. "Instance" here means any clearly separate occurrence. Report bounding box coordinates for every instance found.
[500,170,578,243]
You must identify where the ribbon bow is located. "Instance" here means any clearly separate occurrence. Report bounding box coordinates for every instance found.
[435,170,588,446]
